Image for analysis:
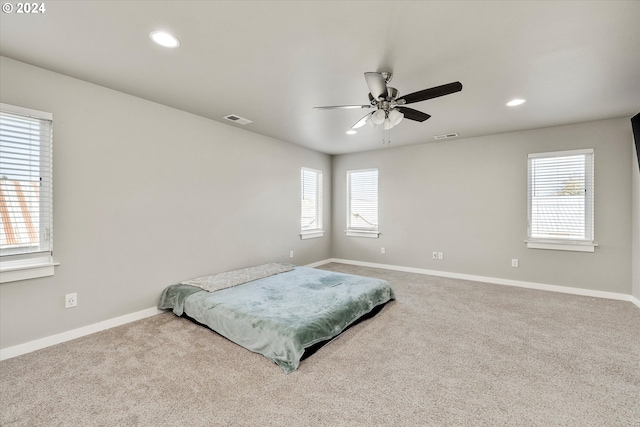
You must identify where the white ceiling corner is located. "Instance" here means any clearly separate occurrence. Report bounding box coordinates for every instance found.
[0,1,638,155]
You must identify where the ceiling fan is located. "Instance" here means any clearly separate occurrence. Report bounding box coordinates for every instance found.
[314,72,462,131]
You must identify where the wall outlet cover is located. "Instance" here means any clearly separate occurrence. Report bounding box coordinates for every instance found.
[65,293,77,308]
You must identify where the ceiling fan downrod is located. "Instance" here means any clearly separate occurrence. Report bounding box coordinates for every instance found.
[312,71,462,136]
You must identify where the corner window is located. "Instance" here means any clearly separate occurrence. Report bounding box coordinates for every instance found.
[346,168,379,238]
[527,149,596,252]
[0,103,56,283]
[300,167,323,239]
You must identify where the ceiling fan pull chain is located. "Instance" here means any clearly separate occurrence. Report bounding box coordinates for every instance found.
[383,128,391,145]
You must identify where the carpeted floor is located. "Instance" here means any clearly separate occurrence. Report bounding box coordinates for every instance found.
[1,263,639,426]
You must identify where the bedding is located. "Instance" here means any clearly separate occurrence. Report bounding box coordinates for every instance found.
[180,262,295,292]
[158,265,395,373]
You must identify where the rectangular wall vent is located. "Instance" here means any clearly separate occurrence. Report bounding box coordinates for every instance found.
[223,114,252,125]
[434,132,459,140]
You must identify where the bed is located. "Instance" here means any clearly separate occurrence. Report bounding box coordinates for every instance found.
[158,263,395,373]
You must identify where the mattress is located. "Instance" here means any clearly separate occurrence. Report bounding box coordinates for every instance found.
[158,265,395,373]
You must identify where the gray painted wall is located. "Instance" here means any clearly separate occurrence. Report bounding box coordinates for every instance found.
[632,135,640,300]
[332,118,633,294]
[0,57,331,349]
[1,55,635,352]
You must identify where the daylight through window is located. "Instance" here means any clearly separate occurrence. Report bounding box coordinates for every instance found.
[527,149,595,251]
[0,103,54,279]
[346,168,379,238]
[300,167,323,239]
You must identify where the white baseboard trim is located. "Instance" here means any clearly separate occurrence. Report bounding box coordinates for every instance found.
[0,259,339,361]
[3,260,636,361]
[324,258,638,305]
[305,259,334,268]
[0,306,163,361]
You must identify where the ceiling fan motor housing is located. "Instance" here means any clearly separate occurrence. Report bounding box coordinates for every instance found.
[314,71,462,130]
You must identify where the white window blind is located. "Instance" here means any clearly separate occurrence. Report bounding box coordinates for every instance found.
[527,149,594,249]
[0,104,53,267]
[347,169,378,236]
[301,167,323,235]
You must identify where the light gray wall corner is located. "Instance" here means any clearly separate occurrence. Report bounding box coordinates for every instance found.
[0,57,331,349]
[332,118,633,295]
[1,53,636,353]
[632,130,640,301]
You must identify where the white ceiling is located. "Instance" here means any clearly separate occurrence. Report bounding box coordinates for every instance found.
[1,1,639,155]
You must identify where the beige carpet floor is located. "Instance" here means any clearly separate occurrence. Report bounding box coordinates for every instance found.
[1,263,639,426]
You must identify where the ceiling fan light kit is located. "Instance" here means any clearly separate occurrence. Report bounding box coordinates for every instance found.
[388,109,404,126]
[314,71,462,144]
[371,109,386,125]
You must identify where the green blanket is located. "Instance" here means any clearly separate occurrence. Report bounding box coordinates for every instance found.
[158,266,395,373]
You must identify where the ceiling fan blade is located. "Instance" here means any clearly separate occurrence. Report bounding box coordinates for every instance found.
[313,105,372,110]
[351,112,373,129]
[396,107,431,122]
[364,72,387,100]
[399,81,463,105]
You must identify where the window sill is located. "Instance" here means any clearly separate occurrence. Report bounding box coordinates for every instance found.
[0,261,60,284]
[345,230,380,239]
[300,230,324,240]
[526,240,597,253]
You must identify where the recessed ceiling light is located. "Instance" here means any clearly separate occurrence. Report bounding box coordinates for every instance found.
[506,98,526,107]
[346,130,357,135]
[150,31,180,48]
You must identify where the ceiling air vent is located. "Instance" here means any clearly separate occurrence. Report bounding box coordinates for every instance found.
[223,114,252,125]
[434,132,459,140]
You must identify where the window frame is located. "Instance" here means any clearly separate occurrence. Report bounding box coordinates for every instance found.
[526,148,597,252]
[300,167,324,240]
[0,103,57,283]
[346,168,379,238]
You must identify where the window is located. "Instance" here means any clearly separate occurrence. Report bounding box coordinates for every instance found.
[300,167,323,239]
[346,168,379,238]
[0,103,56,283]
[527,149,596,252]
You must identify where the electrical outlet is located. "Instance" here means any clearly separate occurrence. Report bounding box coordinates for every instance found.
[289,250,294,258]
[381,247,386,254]
[511,259,519,267]
[65,293,77,308]
[432,252,438,260]
[438,252,444,260]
